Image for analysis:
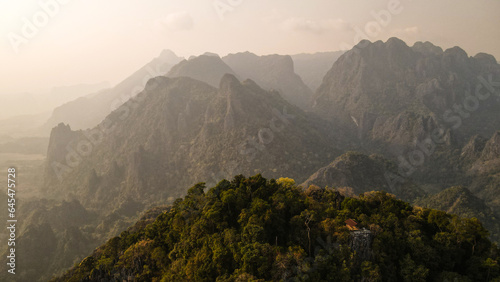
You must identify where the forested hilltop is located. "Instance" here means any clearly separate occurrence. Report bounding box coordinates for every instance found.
[54,175,500,281]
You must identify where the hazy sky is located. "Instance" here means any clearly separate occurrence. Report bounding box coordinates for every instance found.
[1,0,499,94]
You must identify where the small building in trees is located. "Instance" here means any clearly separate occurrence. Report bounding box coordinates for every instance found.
[345,219,359,231]
[344,219,374,262]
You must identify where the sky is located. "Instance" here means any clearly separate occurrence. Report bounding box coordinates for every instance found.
[0,0,499,95]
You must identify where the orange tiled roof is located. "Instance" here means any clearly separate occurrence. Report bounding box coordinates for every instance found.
[345,219,358,227]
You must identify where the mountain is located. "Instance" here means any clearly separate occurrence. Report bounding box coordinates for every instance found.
[460,134,488,163]
[313,38,500,157]
[311,38,500,204]
[42,50,184,132]
[43,74,337,213]
[463,131,500,214]
[54,175,500,281]
[415,186,500,242]
[222,52,313,109]
[301,151,424,201]
[27,74,341,281]
[291,51,344,91]
[166,55,238,87]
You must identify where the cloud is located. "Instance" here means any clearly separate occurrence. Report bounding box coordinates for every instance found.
[282,17,349,34]
[160,12,194,31]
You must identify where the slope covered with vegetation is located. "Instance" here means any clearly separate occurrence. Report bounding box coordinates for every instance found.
[55,175,499,281]
[416,186,500,243]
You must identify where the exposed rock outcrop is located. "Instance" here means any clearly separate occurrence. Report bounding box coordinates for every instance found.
[350,229,373,262]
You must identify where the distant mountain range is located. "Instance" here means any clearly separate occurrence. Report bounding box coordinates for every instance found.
[40,50,340,135]
[42,50,184,132]
[222,52,314,109]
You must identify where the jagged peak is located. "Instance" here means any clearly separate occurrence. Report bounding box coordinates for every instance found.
[469,134,487,144]
[480,131,500,161]
[488,131,500,144]
[461,134,487,158]
[349,37,412,58]
[52,122,72,132]
[219,73,241,92]
[49,123,76,140]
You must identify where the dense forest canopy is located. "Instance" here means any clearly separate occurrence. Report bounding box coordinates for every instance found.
[55,175,500,281]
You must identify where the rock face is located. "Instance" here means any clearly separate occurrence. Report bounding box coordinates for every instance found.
[313,37,500,156]
[464,132,500,214]
[44,123,83,186]
[461,135,487,162]
[481,131,500,161]
[222,52,314,109]
[350,229,373,262]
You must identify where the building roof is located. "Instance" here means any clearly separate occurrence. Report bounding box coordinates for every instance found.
[345,219,358,227]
